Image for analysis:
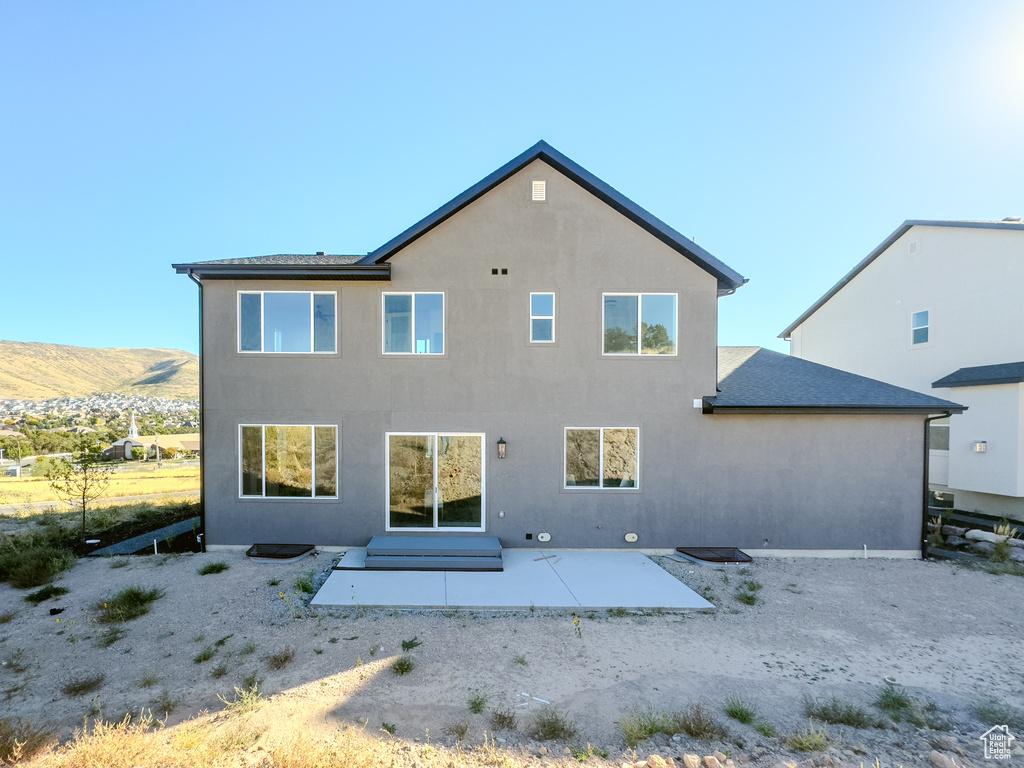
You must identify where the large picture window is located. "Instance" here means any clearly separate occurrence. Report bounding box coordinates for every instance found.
[240,425,337,498]
[239,292,336,353]
[603,293,677,355]
[564,427,639,489]
[383,293,444,354]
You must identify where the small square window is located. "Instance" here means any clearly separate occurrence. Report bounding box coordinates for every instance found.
[530,293,555,342]
[532,180,546,202]
[564,427,639,489]
[383,292,444,354]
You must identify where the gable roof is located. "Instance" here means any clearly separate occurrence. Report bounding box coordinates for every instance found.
[932,361,1024,388]
[173,142,747,293]
[706,347,964,413]
[357,141,746,295]
[779,219,1024,339]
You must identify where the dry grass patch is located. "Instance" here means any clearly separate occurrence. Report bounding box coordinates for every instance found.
[0,717,52,763]
[97,586,164,623]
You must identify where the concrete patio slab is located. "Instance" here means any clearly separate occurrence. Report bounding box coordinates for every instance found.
[312,549,713,611]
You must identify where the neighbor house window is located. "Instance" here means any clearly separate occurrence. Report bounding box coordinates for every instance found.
[929,418,950,451]
[240,425,337,498]
[603,293,677,355]
[911,310,929,345]
[383,293,444,354]
[564,427,639,489]
[239,292,336,353]
[530,292,555,342]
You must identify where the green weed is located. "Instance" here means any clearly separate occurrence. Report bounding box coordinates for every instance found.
[391,655,415,675]
[802,694,874,728]
[97,586,164,623]
[198,561,229,575]
[788,720,830,752]
[25,584,69,605]
[468,691,488,714]
[401,636,422,651]
[723,695,757,724]
[530,705,577,741]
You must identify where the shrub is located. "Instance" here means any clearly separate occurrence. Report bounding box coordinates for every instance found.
[788,720,830,752]
[193,646,216,664]
[25,584,69,605]
[294,571,316,594]
[530,706,577,741]
[874,683,948,729]
[468,691,488,714]
[723,695,757,724]
[97,586,165,623]
[754,721,777,737]
[672,702,729,740]
[802,694,874,728]
[490,706,518,731]
[62,673,104,697]
[219,684,265,713]
[401,636,422,651]
[391,655,415,675]
[972,697,1024,730]
[198,561,229,575]
[443,719,469,741]
[0,718,52,763]
[94,627,128,649]
[0,544,76,589]
[265,647,295,670]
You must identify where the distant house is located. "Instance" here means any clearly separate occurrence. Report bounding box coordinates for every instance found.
[174,141,961,554]
[781,219,1024,522]
[102,434,200,461]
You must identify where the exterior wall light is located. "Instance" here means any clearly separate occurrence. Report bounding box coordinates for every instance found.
[497,437,506,459]
[972,441,987,453]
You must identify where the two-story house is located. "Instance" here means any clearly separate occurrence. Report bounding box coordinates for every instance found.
[175,142,961,556]
[781,219,1024,523]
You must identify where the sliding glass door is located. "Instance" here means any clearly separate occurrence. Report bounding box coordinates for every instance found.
[387,433,484,530]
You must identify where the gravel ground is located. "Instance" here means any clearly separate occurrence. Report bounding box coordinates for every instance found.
[1,551,1022,767]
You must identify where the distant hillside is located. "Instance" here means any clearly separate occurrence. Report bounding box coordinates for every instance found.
[0,341,199,401]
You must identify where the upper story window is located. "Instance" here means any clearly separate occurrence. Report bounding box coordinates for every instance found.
[239,291,336,353]
[240,424,337,498]
[565,427,639,489]
[530,292,555,343]
[603,293,677,355]
[383,292,444,354]
[912,310,930,345]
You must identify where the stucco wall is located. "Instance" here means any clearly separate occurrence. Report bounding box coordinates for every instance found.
[699,413,925,552]
[946,383,1023,497]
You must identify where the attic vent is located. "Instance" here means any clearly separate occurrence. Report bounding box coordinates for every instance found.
[908,240,919,256]
[532,180,546,202]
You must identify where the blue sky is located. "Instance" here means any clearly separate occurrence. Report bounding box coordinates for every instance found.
[2,1,1022,357]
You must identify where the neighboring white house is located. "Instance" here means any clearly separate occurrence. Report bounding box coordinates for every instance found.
[781,218,1024,522]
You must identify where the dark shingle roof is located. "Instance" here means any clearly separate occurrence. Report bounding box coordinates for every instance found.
[357,140,747,296]
[779,219,1024,338]
[708,347,964,412]
[182,254,363,266]
[932,362,1024,388]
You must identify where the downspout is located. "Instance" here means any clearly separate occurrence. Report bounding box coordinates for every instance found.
[921,411,952,560]
[186,269,206,551]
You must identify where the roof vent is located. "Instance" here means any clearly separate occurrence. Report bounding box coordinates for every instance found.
[1002,216,1021,222]
[908,240,919,256]
[532,180,546,202]
[316,251,325,256]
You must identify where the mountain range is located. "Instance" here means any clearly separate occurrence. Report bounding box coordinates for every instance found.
[0,341,199,401]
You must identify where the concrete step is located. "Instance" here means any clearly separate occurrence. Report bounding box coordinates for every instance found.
[363,535,503,571]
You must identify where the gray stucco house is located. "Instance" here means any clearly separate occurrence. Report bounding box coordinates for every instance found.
[174,141,961,556]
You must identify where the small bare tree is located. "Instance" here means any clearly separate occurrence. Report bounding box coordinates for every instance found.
[48,445,113,541]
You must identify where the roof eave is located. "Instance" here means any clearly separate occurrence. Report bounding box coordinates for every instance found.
[359,140,747,294]
[704,403,965,415]
[172,263,391,281]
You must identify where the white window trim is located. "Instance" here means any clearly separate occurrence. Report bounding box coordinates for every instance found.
[563,426,640,490]
[601,293,678,356]
[238,424,338,499]
[530,292,556,343]
[911,309,930,346]
[381,292,446,355]
[384,432,486,532]
[237,291,337,354]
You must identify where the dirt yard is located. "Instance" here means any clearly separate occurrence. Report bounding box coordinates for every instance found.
[1,551,1022,767]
